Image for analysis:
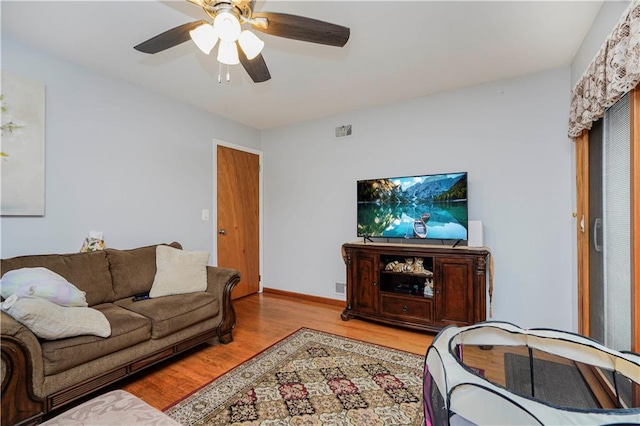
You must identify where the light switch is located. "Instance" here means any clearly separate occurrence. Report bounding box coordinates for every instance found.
[202,209,210,221]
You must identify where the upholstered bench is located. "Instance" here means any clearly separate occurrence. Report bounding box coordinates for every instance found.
[41,390,179,425]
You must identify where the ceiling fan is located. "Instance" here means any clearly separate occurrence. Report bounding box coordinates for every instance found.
[134,0,350,83]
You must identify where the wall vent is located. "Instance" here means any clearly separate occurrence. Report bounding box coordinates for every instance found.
[335,282,346,294]
[335,124,352,139]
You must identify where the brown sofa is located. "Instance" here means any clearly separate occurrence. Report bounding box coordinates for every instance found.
[0,242,240,426]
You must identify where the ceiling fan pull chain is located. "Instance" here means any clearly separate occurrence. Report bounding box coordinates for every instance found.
[226,64,231,82]
[218,62,222,84]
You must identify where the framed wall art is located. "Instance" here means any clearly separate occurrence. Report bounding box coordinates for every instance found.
[1,71,45,216]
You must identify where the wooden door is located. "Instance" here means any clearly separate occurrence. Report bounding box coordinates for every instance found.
[217,145,260,299]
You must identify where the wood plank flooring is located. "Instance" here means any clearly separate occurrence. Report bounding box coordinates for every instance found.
[87,293,622,415]
[119,292,434,410]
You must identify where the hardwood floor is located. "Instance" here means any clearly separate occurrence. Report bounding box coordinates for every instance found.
[88,293,625,415]
[119,292,435,410]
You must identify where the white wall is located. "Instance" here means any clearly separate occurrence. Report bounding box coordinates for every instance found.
[0,36,261,259]
[262,67,576,331]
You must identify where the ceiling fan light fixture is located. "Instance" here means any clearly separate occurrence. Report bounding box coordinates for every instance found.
[214,11,241,42]
[190,23,219,54]
[134,2,351,84]
[217,41,240,65]
[238,30,264,60]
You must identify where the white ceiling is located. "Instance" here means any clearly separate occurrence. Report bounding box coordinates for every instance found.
[2,1,603,130]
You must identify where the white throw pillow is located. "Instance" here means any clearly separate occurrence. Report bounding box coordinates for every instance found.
[1,296,111,340]
[0,267,88,307]
[149,245,209,298]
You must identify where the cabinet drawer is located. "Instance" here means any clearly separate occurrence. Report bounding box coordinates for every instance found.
[381,294,433,322]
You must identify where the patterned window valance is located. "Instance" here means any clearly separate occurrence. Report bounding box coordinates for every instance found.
[568,1,640,138]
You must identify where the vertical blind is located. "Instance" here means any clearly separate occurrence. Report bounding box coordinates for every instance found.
[603,92,631,351]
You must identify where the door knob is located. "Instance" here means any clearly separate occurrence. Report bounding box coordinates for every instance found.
[219,229,227,235]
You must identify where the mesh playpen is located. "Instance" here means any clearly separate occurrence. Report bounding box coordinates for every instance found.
[424,321,640,425]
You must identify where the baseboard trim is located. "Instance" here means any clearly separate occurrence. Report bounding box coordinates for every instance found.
[262,288,345,307]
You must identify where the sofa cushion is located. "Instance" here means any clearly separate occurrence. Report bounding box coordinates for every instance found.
[114,292,218,339]
[106,242,182,301]
[41,303,151,376]
[0,251,114,306]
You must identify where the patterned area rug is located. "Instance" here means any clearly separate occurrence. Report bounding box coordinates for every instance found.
[164,328,425,425]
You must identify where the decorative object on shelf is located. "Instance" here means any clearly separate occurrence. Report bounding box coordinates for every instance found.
[424,277,434,297]
[385,260,398,271]
[412,257,433,276]
[392,261,406,273]
[403,257,414,272]
[423,283,433,297]
[385,257,433,276]
[1,71,45,216]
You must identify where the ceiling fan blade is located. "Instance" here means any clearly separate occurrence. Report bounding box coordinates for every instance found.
[134,20,208,54]
[251,12,349,47]
[238,47,271,83]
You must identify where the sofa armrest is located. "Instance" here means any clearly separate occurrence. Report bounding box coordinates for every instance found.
[205,266,241,344]
[1,312,46,425]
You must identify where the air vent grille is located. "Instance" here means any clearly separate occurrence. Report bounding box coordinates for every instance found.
[335,124,352,139]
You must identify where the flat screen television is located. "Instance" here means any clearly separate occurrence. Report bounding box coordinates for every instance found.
[357,172,468,240]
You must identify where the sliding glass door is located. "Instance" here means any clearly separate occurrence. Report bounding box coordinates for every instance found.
[576,90,639,409]
[576,88,638,356]
[587,94,632,351]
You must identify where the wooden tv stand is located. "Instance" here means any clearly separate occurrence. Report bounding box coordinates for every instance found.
[341,242,490,333]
